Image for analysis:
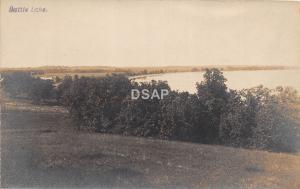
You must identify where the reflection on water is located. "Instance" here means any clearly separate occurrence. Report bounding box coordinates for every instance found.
[133,69,300,93]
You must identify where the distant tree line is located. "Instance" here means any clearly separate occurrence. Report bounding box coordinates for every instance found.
[1,69,299,152]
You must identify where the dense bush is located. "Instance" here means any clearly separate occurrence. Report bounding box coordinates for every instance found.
[2,70,299,152]
[117,80,171,137]
[219,86,300,152]
[158,92,196,141]
[1,72,55,103]
[61,75,132,131]
[56,75,73,103]
[29,78,55,103]
[57,69,299,152]
[2,72,33,98]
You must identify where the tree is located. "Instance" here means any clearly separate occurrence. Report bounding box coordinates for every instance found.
[56,75,73,104]
[159,91,194,140]
[29,78,55,103]
[195,68,229,143]
[2,72,33,98]
[61,74,132,131]
[117,80,170,137]
[2,72,55,103]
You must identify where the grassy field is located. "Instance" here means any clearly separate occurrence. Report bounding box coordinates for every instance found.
[1,99,300,189]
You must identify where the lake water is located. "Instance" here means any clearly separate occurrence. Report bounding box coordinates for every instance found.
[133,69,300,94]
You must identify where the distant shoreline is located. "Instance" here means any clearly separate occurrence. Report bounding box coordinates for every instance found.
[1,65,299,79]
[129,68,300,81]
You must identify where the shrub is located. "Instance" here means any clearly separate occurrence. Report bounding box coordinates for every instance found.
[61,74,132,131]
[159,92,195,140]
[219,86,300,152]
[116,80,170,137]
[2,72,55,103]
[56,75,73,104]
[2,72,33,98]
[29,78,55,103]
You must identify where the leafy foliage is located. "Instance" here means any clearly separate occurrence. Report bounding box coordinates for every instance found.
[2,72,55,103]
[2,70,299,152]
[2,72,33,98]
[61,75,132,131]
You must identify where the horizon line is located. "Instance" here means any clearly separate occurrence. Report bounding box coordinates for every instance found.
[1,64,298,69]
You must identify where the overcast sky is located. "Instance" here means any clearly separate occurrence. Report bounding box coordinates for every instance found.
[1,0,300,68]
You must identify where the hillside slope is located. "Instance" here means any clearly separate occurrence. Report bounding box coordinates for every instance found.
[1,102,300,189]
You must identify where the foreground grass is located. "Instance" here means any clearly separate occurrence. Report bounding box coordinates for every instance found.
[1,101,300,189]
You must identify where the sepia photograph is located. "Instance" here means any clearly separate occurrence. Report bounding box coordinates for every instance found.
[1,0,300,188]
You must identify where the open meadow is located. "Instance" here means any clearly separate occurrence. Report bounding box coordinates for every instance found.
[1,98,300,189]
